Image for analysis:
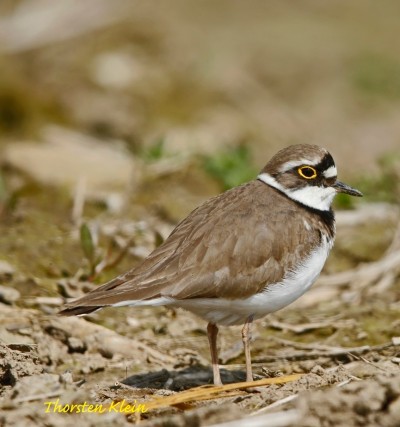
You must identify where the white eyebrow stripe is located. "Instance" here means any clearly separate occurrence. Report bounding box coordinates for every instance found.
[279,158,320,173]
[323,165,337,178]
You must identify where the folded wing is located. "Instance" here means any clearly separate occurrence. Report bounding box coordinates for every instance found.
[60,181,319,316]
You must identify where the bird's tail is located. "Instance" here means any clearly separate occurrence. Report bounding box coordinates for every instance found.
[59,305,102,316]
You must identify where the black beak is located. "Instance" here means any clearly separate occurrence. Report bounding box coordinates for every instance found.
[333,181,363,197]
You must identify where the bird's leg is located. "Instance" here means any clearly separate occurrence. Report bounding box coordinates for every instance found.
[207,322,222,385]
[242,314,254,382]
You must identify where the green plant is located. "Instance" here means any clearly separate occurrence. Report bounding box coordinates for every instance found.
[353,152,400,203]
[0,170,18,219]
[79,222,133,281]
[333,193,356,210]
[203,145,257,190]
[141,138,167,162]
[79,223,97,277]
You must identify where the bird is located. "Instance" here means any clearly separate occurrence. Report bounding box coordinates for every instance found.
[60,144,363,385]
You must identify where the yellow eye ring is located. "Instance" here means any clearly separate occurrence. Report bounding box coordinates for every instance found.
[298,166,317,179]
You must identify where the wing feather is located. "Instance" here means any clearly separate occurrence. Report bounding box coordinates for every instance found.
[60,180,322,313]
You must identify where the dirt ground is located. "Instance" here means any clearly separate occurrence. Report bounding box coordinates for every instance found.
[0,186,399,427]
[0,225,399,427]
[1,1,400,426]
[0,302,399,427]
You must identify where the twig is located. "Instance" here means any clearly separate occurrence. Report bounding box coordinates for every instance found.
[336,379,353,387]
[317,249,400,288]
[252,394,299,416]
[71,177,86,226]
[267,319,355,334]
[253,342,394,363]
[145,374,302,410]
[271,337,347,351]
[92,237,134,279]
[26,297,64,306]
[348,353,392,373]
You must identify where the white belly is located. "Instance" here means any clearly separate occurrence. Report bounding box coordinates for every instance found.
[175,236,333,325]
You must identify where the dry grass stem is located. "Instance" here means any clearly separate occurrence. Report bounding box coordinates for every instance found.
[145,374,303,410]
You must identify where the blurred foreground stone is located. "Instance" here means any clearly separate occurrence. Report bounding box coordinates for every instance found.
[3,126,140,212]
[0,286,20,305]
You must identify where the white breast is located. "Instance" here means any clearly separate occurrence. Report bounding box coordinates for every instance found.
[174,236,333,325]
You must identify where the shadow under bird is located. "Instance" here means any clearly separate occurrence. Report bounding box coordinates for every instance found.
[60,144,363,385]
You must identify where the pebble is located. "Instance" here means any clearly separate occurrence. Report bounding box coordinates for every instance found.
[67,337,87,354]
[4,126,139,212]
[310,365,325,376]
[0,260,15,278]
[392,337,400,346]
[0,285,20,304]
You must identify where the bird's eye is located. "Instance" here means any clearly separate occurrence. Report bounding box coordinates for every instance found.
[298,166,317,179]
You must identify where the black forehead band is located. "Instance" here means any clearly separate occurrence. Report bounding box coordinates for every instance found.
[314,153,335,172]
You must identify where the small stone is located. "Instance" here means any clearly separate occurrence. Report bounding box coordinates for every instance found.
[80,355,106,374]
[0,285,20,304]
[298,361,315,372]
[354,383,386,415]
[4,126,140,211]
[92,51,140,89]
[67,337,87,354]
[356,331,368,340]
[98,346,114,360]
[392,337,400,346]
[12,373,61,399]
[0,261,15,279]
[311,365,325,376]
[127,317,141,328]
[389,396,400,416]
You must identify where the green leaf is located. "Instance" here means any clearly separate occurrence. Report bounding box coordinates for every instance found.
[80,223,95,265]
[141,138,166,162]
[0,172,7,203]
